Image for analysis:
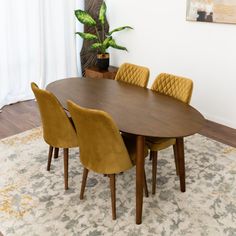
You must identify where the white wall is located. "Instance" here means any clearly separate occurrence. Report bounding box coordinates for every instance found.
[106,0,236,129]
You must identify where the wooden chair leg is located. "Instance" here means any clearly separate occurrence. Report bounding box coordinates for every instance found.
[176,138,186,192]
[143,169,149,198]
[63,148,69,190]
[80,168,89,200]
[173,144,179,176]
[149,152,152,161]
[54,147,59,159]
[47,146,53,171]
[109,174,116,220]
[152,151,158,195]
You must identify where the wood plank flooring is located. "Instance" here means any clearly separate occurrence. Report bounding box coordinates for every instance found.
[0,100,41,139]
[0,100,236,148]
[199,120,236,148]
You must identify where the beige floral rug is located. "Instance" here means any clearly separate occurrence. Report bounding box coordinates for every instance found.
[0,128,236,236]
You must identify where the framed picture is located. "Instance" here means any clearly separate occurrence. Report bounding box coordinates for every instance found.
[186,0,236,24]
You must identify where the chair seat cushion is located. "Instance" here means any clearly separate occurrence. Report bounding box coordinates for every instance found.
[122,134,149,164]
[146,137,176,151]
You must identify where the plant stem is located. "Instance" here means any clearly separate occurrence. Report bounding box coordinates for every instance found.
[95,26,102,43]
[95,26,105,53]
[102,24,104,42]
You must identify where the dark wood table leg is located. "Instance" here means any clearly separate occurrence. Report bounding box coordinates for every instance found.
[176,137,186,192]
[136,135,145,224]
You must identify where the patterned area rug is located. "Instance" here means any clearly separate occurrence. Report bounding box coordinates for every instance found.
[0,128,236,236]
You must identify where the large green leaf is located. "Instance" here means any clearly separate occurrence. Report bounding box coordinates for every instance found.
[91,42,106,53]
[108,26,133,36]
[91,42,103,50]
[99,1,107,25]
[76,32,98,40]
[109,39,127,51]
[74,10,96,26]
[103,37,112,49]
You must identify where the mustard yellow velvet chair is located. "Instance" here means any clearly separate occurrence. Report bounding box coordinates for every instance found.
[115,62,150,88]
[67,101,148,220]
[31,83,79,190]
[146,73,193,194]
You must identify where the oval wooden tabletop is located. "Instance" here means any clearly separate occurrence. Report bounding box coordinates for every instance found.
[46,77,205,138]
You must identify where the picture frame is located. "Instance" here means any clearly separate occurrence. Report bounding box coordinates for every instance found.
[186,0,236,24]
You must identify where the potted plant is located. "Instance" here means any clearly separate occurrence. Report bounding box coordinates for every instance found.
[75,1,133,70]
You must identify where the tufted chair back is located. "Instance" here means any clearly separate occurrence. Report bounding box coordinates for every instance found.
[115,63,149,88]
[67,100,133,174]
[148,73,193,195]
[151,73,193,104]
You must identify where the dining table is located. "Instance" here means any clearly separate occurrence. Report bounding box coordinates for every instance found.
[46,77,205,224]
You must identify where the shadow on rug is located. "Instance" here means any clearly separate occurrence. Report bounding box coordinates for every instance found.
[0,127,236,236]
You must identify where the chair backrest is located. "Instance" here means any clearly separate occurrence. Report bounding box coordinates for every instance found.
[67,100,133,174]
[31,83,78,148]
[115,63,149,88]
[151,73,193,104]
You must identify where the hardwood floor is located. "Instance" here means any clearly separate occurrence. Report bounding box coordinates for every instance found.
[0,100,41,139]
[199,120,236,148]
[0,100,236,148]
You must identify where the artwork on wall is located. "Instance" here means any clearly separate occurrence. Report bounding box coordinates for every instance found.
[186,0,236,24]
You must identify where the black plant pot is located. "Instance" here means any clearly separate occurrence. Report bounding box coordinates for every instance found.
[97,53,109,70]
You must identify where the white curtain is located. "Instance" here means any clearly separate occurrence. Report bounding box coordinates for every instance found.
[0,0,83,110]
